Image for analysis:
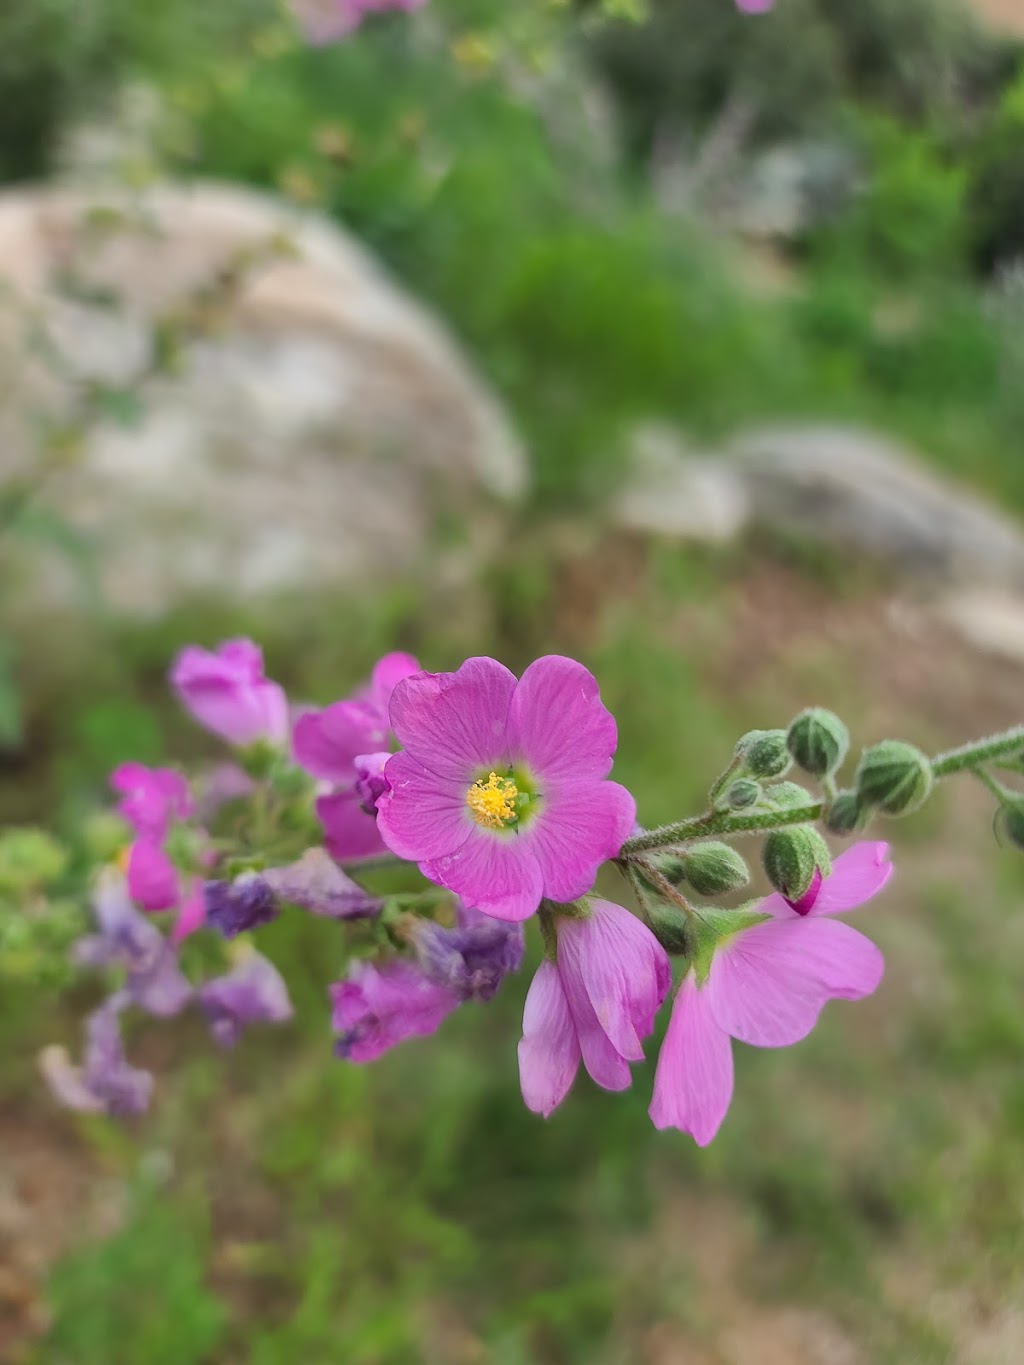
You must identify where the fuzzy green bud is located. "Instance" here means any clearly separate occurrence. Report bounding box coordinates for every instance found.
[764,781,816,810]
[997,798,1024,851]
[678,842,751,897]
[740,730,792,780]
[786,708,849,778]
[726,778,761,809]
[647,903,691,956]
[825,789,867,836]
[856,740,933,816]
[762,826,832,904]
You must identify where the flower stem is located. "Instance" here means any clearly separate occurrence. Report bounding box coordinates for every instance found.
[930,727,1024,777]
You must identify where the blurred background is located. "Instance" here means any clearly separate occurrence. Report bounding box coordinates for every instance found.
[3,0,1024,1360]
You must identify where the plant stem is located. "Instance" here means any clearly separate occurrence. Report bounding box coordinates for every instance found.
[931,727,1024,777]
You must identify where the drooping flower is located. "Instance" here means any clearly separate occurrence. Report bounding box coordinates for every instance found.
[292,0,427,46]
[410,900,525,1002]
[518,899,671,1117]
[40,996,153,1117]
[330,959,459,1062]
[377,656,636,922]
[198,950,294,1048]
[650,842,892,1145]
[170,638,289,748]
[204,848,382,938]
[73,869,192,1018]
[293,652,420,861]
[204,874,281,939]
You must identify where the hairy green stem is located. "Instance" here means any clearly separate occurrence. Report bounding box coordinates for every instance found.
[931,727,1024,777]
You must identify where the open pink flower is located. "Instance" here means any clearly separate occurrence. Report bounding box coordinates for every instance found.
[519,899,671,1116]
[293,652,420,861]
[377,656,636,922]
[171,639,288,748]
[650,842,892,1145]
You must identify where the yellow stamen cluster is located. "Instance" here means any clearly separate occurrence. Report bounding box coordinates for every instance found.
[466,772,519,830]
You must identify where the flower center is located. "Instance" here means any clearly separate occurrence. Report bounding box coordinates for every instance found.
[466,772,520,830]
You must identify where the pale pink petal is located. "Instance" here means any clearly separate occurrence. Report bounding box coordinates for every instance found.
[506,655,619,784]
[706,917,884,1048]
[649,975,734,1146]
[375,752,470,861]
[171,883,206,944]
[807,842,893,916]
[518,959,581,1116]
[369,652,421,718]
[421,827,544,922]
[526,780,636,902]
[388,656,516,781]
[317,790,387,862]
[126,839,179,912]
[293,699,386,783]
[569,987,635,1090]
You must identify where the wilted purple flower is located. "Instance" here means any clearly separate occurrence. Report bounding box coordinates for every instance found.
[74,871,192,1018]
[411,902,524,1002]
[171,638,289,748]
[198,950,294,1048]
[263,847,383,920]
[330,960,458,1062]
[204,873,281,939]
[40,996,153,1116]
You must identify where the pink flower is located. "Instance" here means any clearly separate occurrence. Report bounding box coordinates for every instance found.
[650,842,892,1146]
[111,762,192,838]
[518,899,671,1116]
[170,639,288,748]
[377,656,636,922]
[736,0,773,12]
[292,0,426,46]
[293,652,420,861]
[330,959,458,1062]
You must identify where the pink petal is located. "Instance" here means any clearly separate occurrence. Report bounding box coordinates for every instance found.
[170,640,288,746]
[369,652,421,718]
[126,839,179,912]
[556,900,670,1063]
[649,975,734,1146]
[807,841,893,916]
[317,790,387,862]
[706,917,884,1048]
[388,656,516,781]
[518,959,581,1117]
[171,883,206,944]
[421,827,544,922]
[526,779,636,902]
[375,752,471,861]
[293,699,386,783]
[506,655,620,785]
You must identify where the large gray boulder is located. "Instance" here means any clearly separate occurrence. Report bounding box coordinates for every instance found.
[0,182,527,615]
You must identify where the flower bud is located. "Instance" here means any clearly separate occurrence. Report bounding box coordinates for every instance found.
[739,730,792,779]
[997,798,1024,851]
[647,903,691,955]
[855,740,933,816]
[762,827,831,905]
[678,843,750,897]
[726,778,761,809]
[825,789,867,836]
[786,708,849,778]
[765,781,815,810]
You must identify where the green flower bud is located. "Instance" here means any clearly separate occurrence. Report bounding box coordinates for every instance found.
[741,730,792,780]
[679,842,750,897]
[726,778,761,809]
[997,798,1024,851]
[764,781,815,810]
[786,708,849,778]
[653,855,688,887]
[825,789,867,836]
[762,827,831,904]
[856,740,933,816]
[648,903,691,956]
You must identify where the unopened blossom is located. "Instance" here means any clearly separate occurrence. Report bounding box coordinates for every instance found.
[111,763,192,914]
[73,870,192,1018]
[171,638,289,748]
[411,901,525,1002]
[519,899,671,1116]
[198,950,294,1048]
[331,959,458,1062]
[40,996,153,1116]
[377,656,636,922]
[293,0,427,45]
[650,842,892,1146]
[293,652,419,861]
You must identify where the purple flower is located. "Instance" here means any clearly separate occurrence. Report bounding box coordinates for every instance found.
[330,959,458,1062]
[377,656,636,922]
[411,901,524,1002]
[198,950,294,1048]
[262,847,383,920]
[518,899,671,1117]
[204,873,281,939]
[293,652,419,861]
[650,842,892,1146]
[74,870,192,1017]
[170,638,289,748]
[292,0,427,45]
[40,997,153,1116]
